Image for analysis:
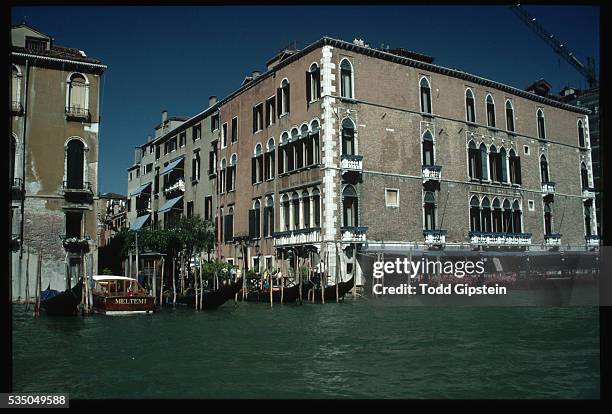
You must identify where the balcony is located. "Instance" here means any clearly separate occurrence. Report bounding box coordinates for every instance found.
[61,235,91,254]
[11,101,23,116]
[163,178,185,197]
[544,233,562,247]
[273,227,321,247]
[11,178,24,200]
[582,187,596,199]
[136,207,152,217]
[65,106,91,122]
[585,235,599,248]
[62,181,93,203]
[541,181,555,195]
[423,229,447,246]
[469,231,532,246]
[341,154,363,172]
[340,226,368,243]
[422,165,442,181]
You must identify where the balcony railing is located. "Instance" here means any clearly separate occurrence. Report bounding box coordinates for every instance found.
[136,207,152,217]
[164,178,185,195]
[340,154,363,172]
[423,229,447,246]
[65,106,90,121]
[422,165,442,181]
[340,226,368,242]
[544,233,562,247]
[272,227,321,247]
[11,101,23,115]
[585,235,599,247]
[582,187,596,199]
[469,231,532,246]
[541,181,556,195]
[62,181,93,193]
[60,235,91,253]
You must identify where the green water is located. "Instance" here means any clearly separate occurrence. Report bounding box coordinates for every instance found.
[12,299,599,399]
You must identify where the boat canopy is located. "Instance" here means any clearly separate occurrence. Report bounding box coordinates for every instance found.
[93,275,138,282]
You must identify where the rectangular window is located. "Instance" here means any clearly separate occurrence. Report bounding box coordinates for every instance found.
[145,163,153,174]
[266,97,276,126]
[208,143,217,175]
[187,201,194,218]
[193,124,201,141]
[231,117,238,143]
[179,132,186,147]
[26,38,46,51]
[211,114,219,132]
[222,123,228,147]
[253,103,264,133]
[205,196,213,221]
[385,189,399,207]
[65,211,83,238]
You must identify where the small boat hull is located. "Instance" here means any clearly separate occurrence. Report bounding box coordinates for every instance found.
[40,278,83,316]
[174,279,243,310]
[303,275,355,303]
[93,295,155,315]
[244,284,300,303]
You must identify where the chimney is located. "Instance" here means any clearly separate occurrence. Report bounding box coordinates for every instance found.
[252,70,260,79]
[209,95,217,106]
[161,110,168,123]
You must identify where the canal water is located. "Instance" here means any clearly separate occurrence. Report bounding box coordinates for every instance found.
[12,298,599,399]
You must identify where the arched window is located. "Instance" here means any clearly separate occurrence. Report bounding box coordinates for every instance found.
[252,144,263,184]
[280,79,290,115]
[502,199,512,233]
[311,119,321,165]
[251,199,261,239]
[291,192,300,230]
[509,149,521,185]
[479,143,489,180]
[342,185,358,227]
[307,63,320,102]
[11,65,21,108]
[302,190,310,228]
[66,139,85,189]
[342,118,355,156]
[67,73,88,114]
[505,100,515,132]
[489,145,501,182]
[422,131,434,166]
[281,194,290,231]
[486,94,496,128]
[226,206,234,241]
[512,200,522,233]
[578,120,585,147]
[470,196,481,232]
[544,201,553,235]
[540,155,550,184]
[465,89,476,123]
[537,109,546,139]
[492,198,503,233]
[584,200,593,236]
[312,188,321,227]
[420,77,432,114]
[581,163,590,189]
[340,59,353,99]
[227,154,237,191]
[499,147,508,183]
[220,158,227,193]
[481,197,492,232]
[423,191,436,230]
[264,196,274,237]
[278,132,289,174]
[265,138,275,181]
[468,141,480,180]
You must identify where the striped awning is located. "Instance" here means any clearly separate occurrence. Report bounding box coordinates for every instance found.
[160,157,184,177]
[130,214,150,231]
[158,196,183,213]
[130,182,151,197]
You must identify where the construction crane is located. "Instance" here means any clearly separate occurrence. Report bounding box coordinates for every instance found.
[509,4,597,89]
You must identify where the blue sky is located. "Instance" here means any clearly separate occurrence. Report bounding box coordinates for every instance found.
[11,5,599,195]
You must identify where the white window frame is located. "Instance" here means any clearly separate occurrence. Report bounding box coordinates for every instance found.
[385,188,399,208]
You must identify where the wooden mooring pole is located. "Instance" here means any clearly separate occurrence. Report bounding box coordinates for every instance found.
[159,257,165,308]
[25,246,30,310]
[172,257,177,308]
[34,250,42,317]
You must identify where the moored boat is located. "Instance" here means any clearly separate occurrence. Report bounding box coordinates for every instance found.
[244,283,301,303]
[303,275,355,302]
[174,278,243,310]
[40,278,83,316]
[92,275,155,315]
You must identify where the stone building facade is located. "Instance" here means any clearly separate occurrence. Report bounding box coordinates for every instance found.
[97,193,128,247]
[127,37,598,287]
[10,25,106,301]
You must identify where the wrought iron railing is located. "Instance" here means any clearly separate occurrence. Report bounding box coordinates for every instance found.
[65,106,90,119]
[62,181,92,192]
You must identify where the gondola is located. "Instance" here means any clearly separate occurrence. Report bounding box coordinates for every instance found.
[40,278,83,316]
[173,278,243,310]
[243,283,301,303]
[303,275,355,302]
